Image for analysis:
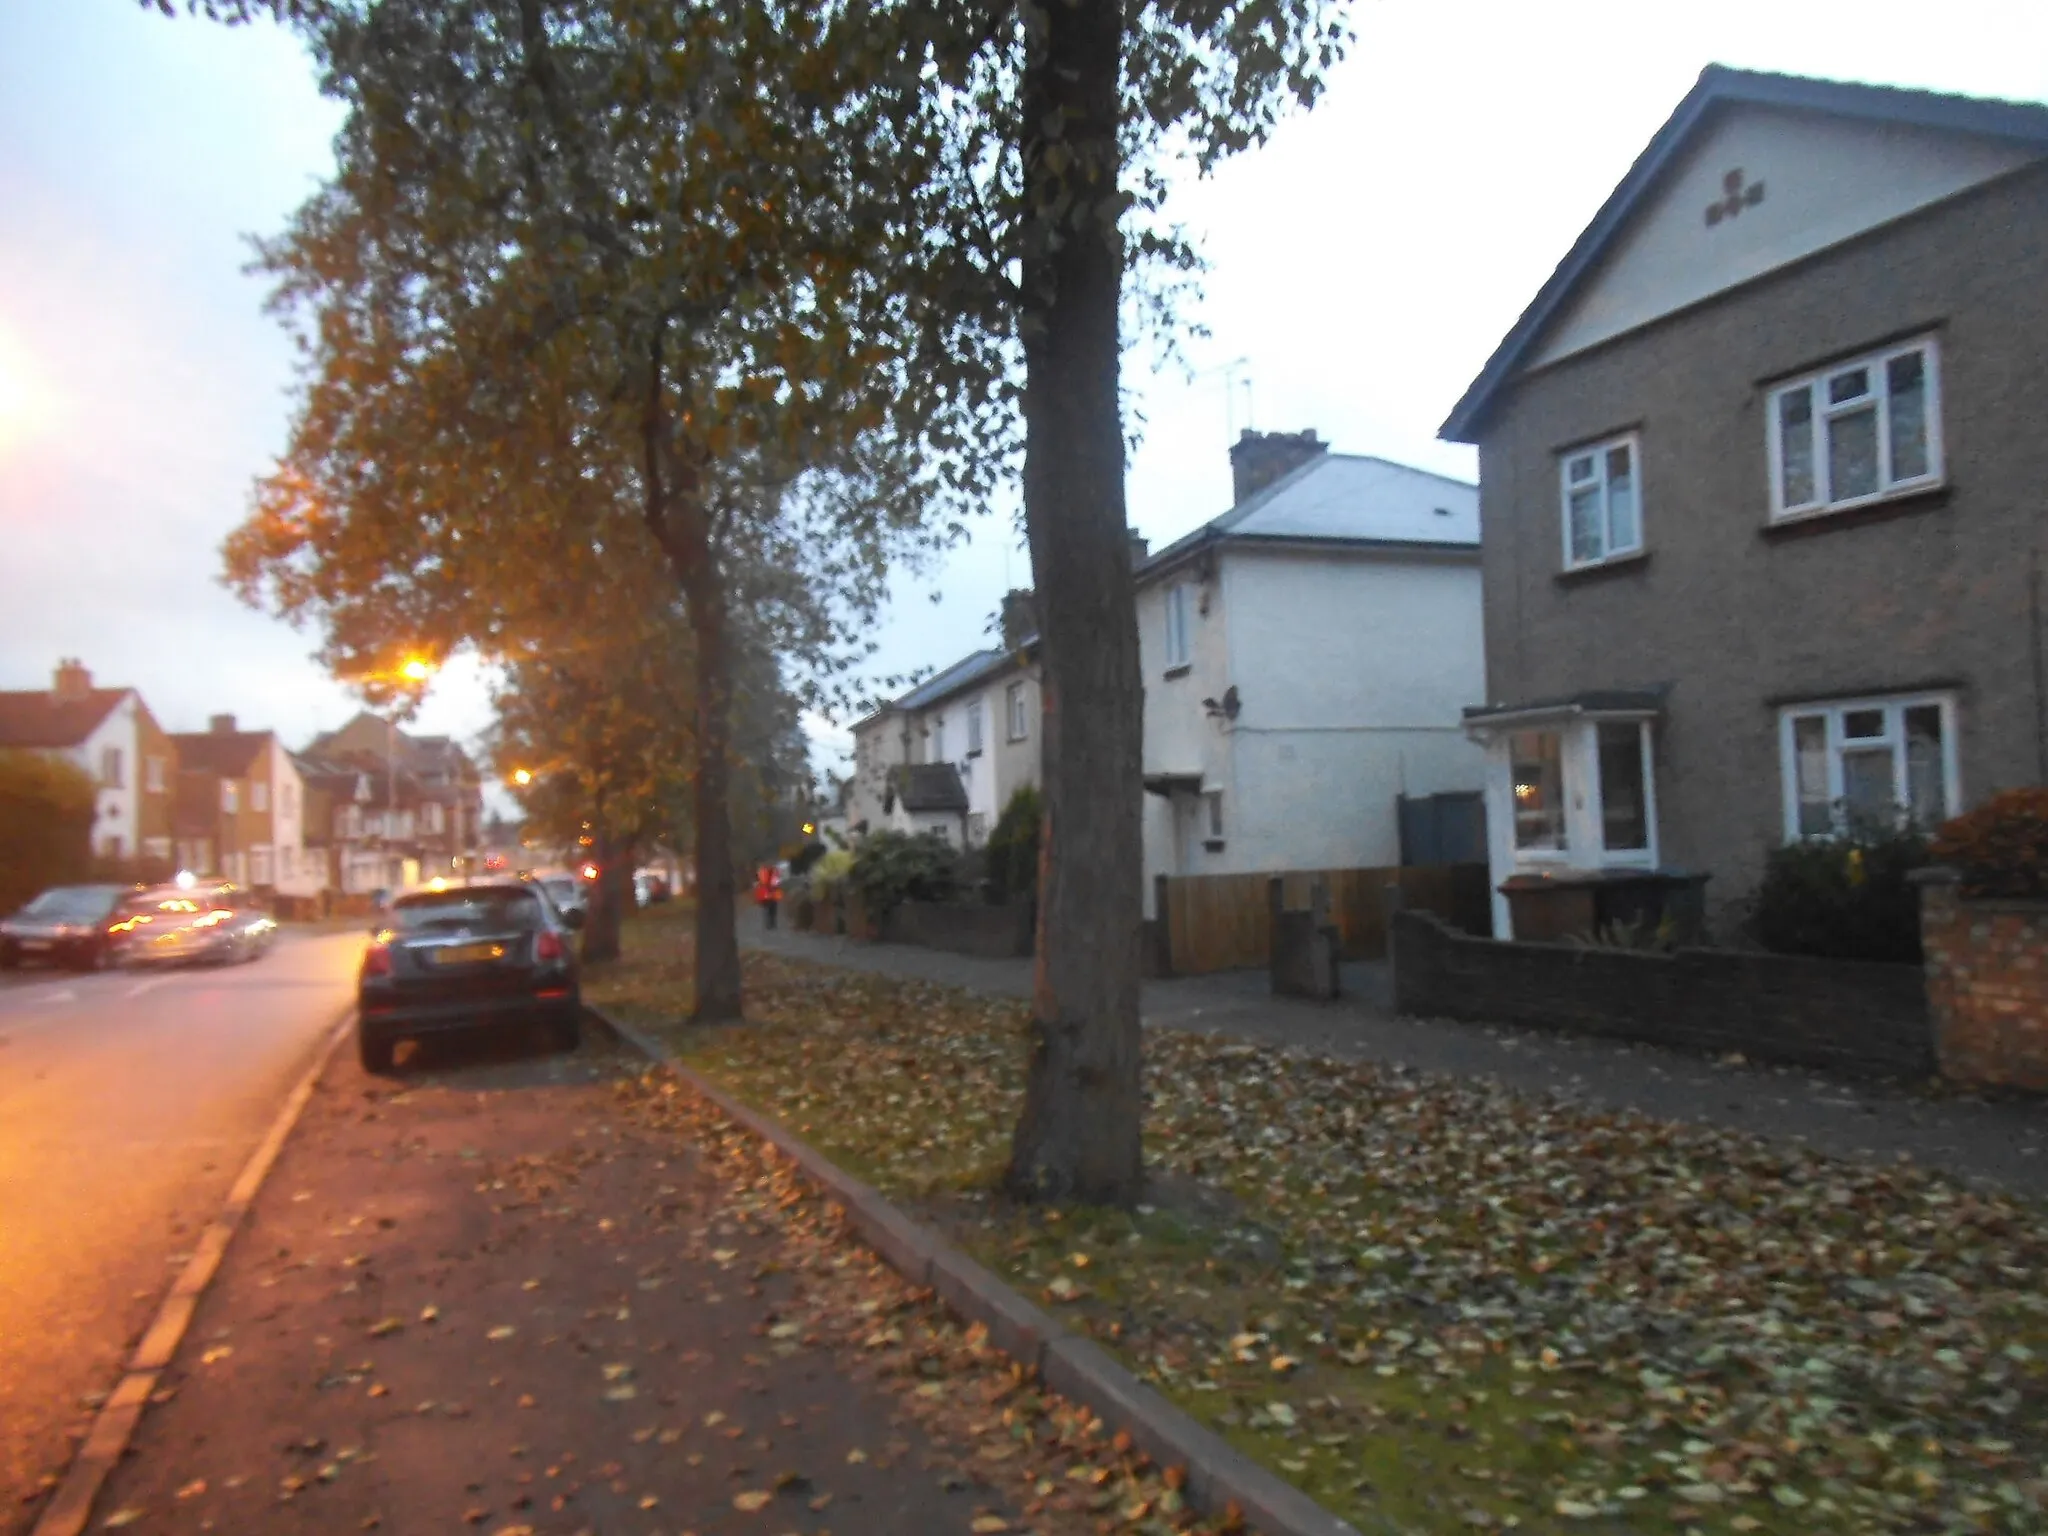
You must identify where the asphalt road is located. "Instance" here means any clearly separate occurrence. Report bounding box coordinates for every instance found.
[0,931,362,1531]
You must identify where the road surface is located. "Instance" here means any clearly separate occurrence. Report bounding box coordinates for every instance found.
[0,931,361,1530]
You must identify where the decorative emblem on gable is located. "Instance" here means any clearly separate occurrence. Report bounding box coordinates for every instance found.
[1704,167,1766,226]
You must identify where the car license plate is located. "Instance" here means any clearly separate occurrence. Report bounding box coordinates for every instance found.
[433,942,505,965]
[20,940,51,951]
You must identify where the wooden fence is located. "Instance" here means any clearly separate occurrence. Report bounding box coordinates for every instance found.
[1156,863,1491,976]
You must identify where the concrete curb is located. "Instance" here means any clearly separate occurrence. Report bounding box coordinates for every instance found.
[595,1005,1367,1536]
[33,1007,355,1536]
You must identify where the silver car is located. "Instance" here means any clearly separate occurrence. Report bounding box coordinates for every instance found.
[117,886,279,967]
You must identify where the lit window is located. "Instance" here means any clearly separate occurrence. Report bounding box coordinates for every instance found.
[1778,693,1957,838]
[1559,434,1642,568]
[1510,731,1565,851]
[1768,338,1941,519]
[1164,584,1192,670]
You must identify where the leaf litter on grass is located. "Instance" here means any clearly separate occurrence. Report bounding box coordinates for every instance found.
[587,913,2048,1534]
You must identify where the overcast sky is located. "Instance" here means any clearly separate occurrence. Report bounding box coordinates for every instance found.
[4,1,2046,778]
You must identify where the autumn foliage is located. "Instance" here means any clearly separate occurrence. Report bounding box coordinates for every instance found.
[1929,787,2048,898]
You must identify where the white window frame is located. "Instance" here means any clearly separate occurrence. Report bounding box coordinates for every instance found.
[1591,720,1658,865]
[1507,728,1570,860]
[1201,788,1225,845]
[966,700,984,755]
[1766,336,1943,521]
[101,746,124,788]
[1558,432,1643,569]
[1776,691,1960,840]
[221,780,239,814]
[252,781,269,813]
[1164,583,1192,671]
[145,755,166,793]
[1006,681,1028,742]
[1496,718,1659,870]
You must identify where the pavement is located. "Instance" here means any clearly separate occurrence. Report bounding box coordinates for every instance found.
[85,1023,1033,1535]
[746,916,2048,1201]
[0,931,362,1531]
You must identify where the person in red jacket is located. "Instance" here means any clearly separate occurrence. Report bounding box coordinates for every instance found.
[753,864,783,929]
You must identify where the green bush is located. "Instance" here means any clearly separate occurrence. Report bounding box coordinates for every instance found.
[1751,823,1928,964]
[986,784,1042,905]
[807,847,855,902]
[847,829,958,919]
[1929,788,2048,898]
[0,750,98,916]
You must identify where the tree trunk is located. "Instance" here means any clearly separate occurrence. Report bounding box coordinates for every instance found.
[580,825,624,963]
[1004,0,1145,1205]
[641,325,745,1024]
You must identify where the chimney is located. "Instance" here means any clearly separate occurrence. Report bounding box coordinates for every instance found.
[1127,531,1149,574]
[52,659,91,702]
[209,713,237,735]
[999,589,1038,652]
[1230,428,1327,505]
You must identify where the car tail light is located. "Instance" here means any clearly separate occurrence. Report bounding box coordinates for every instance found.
[536,930,565,963]
[362,940,393,978]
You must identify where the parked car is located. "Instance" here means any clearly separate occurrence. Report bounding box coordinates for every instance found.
[521,869,590,922]
[357,878,583,1072]
[0,883,130,971]
[116,883,278,968]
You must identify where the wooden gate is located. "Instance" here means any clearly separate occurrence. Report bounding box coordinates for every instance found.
[1158,863,1490,976]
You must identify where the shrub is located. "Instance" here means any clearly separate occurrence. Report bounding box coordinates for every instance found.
[847,829,958,919]
[1929,788,2048,898]
[807,847,855,902]
[0,750,97,917]
[986,784,1042,905]
[1751,822,1928,964]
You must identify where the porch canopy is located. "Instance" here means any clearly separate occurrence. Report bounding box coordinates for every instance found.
[1460,686,1667,737]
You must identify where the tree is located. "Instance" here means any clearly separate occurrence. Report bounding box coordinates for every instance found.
[0,752,97,916]
[214,0,992,1021]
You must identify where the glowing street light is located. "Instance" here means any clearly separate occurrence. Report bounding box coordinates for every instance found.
[512,768,533,787]
[399,656,436,683]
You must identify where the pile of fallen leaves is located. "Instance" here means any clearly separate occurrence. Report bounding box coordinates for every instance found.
[590,925,2048,1535]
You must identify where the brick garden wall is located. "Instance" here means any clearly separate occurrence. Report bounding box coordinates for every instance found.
[1391,911,1932,1079]
[881,899,1034,960]
[1919,879,2048,1090]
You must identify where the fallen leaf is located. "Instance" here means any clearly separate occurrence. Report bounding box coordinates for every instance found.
[732,1489,772,1511]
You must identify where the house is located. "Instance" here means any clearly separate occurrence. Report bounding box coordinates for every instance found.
[1135,430,1487,910]
[846,592,1044,848]
[1442,65,2048,937]
[0,660,175,866]
[302,712,485,886]
[293,753,386,897]
[168,715,322,905]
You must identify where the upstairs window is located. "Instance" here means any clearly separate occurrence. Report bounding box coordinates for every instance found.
[967,700,984,755]
[252,781,269,813]
[144,755,166,793]
[1006,681,1029,742]
[1768,338,1941,519]
[221,780,239,814]
[1559,434,1641,568]
[100,747,124,788]
[1164,583,1192,670]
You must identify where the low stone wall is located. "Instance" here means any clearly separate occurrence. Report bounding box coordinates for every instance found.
[1918,874,2048,1090]
[881,899,1034,960]
[1391,910,1932,1079]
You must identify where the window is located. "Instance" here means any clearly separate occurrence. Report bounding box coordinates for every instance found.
[931,716,946,762]
[424,802,445,834]
[100,746,124,788]
[145,756,166,793]
[1768,338,1940,518]
[1595,722,1649,852]
[1510,730,1566,851]
[967,812,987,845]
[1164,583,1192,670]
[966,700,984,755]
[1559,434,1641,567]
[1201,789,1225,846]
[252,781,269,813]
[279,846,295,880]
[1007,682,1028,742]
[1779,693,1957,838]
[221,780,239,814]
[281,783,296,819]
[250,847,273,886]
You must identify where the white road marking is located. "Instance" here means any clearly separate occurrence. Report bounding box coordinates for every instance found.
[125,978,170,1001]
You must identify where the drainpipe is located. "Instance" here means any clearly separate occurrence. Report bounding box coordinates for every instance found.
[2032,547,2047,785]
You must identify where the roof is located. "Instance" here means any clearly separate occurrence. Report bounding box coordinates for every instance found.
[1137,452,1478,582]
[1441,65,2048,442]
[0,688,128,749]
[886,762,968,813]
[1463,687,1670,728]
[893,647,1025,714]
[170,729,271,777]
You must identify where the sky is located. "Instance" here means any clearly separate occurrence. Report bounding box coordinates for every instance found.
[4,0,2047,779]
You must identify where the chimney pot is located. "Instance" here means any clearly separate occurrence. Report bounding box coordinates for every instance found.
[52,659,92,702]
[1229,427,1327,505]
[210,713,237,735]
[999,589,1038,652]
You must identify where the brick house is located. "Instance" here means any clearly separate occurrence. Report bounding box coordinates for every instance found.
[1442,66,2048,937]
[169,715,322,905]
[0,660,175,865]
[301,713,484,888]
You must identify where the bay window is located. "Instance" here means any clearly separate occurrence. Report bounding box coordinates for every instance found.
[1768,338,1941,519]
[1778,693,1957,838]
[1510,730,1565,851]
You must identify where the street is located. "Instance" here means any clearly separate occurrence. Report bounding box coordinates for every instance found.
[0,932,361,1530]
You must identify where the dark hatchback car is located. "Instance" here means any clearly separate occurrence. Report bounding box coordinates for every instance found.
[356,879,583,1072]
[0,883,129,970]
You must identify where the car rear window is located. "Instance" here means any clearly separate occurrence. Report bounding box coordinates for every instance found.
[391,888,545,933]
[21,886,123,920]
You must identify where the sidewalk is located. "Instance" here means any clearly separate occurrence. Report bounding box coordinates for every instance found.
[747,913,2048,1201]
[81,1026,1047,1536]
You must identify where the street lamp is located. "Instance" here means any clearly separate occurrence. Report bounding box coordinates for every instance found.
[513,767,533,787]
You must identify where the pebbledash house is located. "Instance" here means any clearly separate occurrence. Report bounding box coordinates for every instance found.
[1443,65,2048,938]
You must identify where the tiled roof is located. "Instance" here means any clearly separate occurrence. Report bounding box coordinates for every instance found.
[894,648,1020,713]
[170,730,270,777]
[887,762,968,813]
[0,688,127,749]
